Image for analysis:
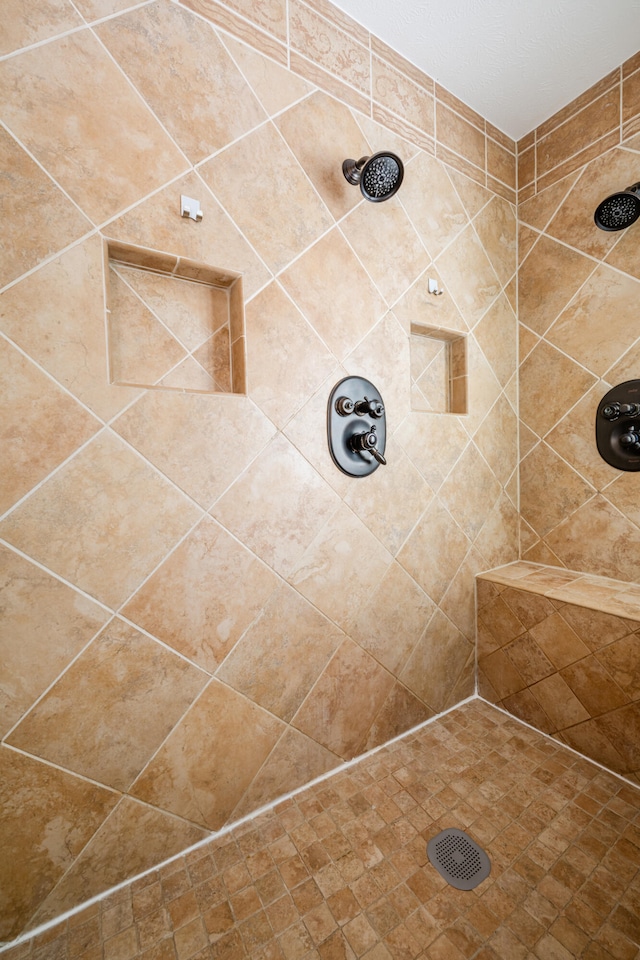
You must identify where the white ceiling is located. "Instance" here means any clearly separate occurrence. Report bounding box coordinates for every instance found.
[329,0,640,140]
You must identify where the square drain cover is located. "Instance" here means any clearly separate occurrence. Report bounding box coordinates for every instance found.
[427,828,491,890]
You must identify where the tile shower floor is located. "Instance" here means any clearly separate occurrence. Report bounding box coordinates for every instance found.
[7,700,640,960]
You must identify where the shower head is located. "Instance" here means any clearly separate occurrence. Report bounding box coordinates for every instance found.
[594,182,640,231]
[342,151,404,202]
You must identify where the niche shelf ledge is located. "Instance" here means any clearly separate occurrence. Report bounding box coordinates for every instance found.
[103,238,246,396]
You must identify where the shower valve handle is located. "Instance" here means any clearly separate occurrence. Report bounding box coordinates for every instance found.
[349,425,387,465]
[602,401,640,420]
[354,397,385,418]
[620,430,640,448]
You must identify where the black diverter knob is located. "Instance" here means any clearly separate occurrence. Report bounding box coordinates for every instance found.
[602,404,620,420]
[620,431,639,447]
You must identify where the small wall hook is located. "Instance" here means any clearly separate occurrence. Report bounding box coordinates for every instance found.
[181,195,203,222]
[428,277,444,296]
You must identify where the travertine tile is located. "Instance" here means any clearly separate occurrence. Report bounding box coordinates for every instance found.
[221,34,313,116]
[279,227,387,361]
[537,88,620,177]
[547,265,640,378]
[520,442,594,539]
[8,700,640,956]
[0,127,91,289]
[545,385,620,490]
[435,225,500,328]
[276,91,370,221]
[519,340,597,440]
[0,746,118,940]
[372,57,434,138]
[0,545,109,736]
[8,618,208,790]
[0,336,101,514]
[289,0,369,95]
[212,433,341,577]
[438,443,502,542]
[291,49,370,113]
[0,431,201,608]
[244,281,335,428]
[1,0,82,58]
[344,311,413,430]
[131,680,285,829]
[113,390,275,508]
[288,503,393,631]
[0,237,140,420]
[292,639,395,759]
[341,196,429,306]
[96,2,265,164]
[397,498,470,604]
[233,728,341,819]
[199,123,333,275]
[344,439,432,556]
[474,295,518,387]
[473,196,517,288]
[517,172,580,231]
[30,798,207,930]
[398,152,468,260]
[545,496,640,583]
[546,147,640,260]
[349,562,436,674]
[108,269,187,387]
[436,101,486,173]
[0,31,187,224]
[122,516,279,674]
[400,610,473,712]
[108,171,270,301]
[115,265,229,353]
[217,583,344,722]
[487,136,516,189]
[517,233,595,337]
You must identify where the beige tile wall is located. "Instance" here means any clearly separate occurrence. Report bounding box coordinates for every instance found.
[0,0,518,942]
[517,57,640,579]
[517,51,640,202]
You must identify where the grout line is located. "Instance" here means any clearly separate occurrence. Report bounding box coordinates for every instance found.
[2,695,477,952]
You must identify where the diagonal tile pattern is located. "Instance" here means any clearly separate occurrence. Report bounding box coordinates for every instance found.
[5,0,611,941]
[478,563,640,785]
[5,701,640,960]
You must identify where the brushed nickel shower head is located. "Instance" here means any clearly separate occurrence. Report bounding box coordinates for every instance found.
[342,151,404,202]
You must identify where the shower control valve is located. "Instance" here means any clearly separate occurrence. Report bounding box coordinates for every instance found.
[601,401,640,420]
[349,425,387,465]
[620,429,640,450]
[354,396,384,418]
[335,396,355,416]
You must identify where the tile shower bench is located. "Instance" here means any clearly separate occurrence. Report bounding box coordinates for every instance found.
[476,561,640,787]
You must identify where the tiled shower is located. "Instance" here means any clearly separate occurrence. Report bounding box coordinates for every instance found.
[0,0,639,947]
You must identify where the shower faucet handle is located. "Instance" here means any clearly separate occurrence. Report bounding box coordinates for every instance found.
[354,396,384,418]
[349,425,387,465]
[601,401,640,420]
[335,396,355,416]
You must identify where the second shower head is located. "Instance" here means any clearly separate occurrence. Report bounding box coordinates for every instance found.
[594,182,640,231]
[342,151,404,202]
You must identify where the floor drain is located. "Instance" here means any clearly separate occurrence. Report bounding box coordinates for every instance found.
[427,828,491,890]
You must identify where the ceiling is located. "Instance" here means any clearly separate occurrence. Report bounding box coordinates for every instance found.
[329,0,640,141]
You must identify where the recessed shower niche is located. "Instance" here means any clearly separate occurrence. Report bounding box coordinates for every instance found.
[410,322,467,414]
[104,239,246,394]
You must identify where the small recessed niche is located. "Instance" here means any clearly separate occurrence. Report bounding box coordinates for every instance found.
[410,322,467,414]
[104,239,246,395]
